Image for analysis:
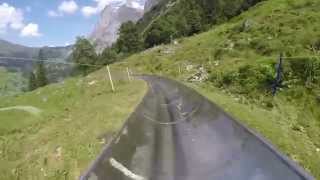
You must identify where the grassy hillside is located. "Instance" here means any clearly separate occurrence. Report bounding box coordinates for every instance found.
[0,67,147,179]
[115,0,320,178]
[138,0,262,47]
[0,67,27,96]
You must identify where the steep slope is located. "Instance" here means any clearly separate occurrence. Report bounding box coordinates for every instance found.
[132,0,262,48]
[114,0,320,178]
[144,0,162,12]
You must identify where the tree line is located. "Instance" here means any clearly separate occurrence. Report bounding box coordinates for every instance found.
[70,0,262,75]
[70,21,143,75]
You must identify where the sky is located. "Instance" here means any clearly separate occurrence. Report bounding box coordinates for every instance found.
[0,0,124,47]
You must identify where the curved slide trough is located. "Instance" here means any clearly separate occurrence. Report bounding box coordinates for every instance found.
[80,76,314,180]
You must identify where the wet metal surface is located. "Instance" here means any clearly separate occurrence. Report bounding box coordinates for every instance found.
[80,76,314,180]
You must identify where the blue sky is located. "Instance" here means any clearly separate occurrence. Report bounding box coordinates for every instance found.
[0,0,108,47]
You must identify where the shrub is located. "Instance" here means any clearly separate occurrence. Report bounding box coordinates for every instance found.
[208,72,221,86]
[236,64,274,94]
[285,85,306,99]
[285,57,320,86]
[316,95,320,104]
[221,72,234,86]
[209,64,275,95]
[313,39,320,51]
[250,39,273,55]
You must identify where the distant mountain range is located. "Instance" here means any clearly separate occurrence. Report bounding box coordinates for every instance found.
[0,39,72,71]
[0,39,39,59]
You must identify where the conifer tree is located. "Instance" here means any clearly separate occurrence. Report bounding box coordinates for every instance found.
[35,49,48,87]
[28,72,37,91]
[116,21,143,53]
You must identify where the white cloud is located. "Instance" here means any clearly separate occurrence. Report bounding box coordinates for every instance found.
[80,0,144,17]
[20,23,42,37]
[0,3,42,37]
[58,1,78,14]
[0,3,24,32]
[81,6,98,17]
[48,10,61,17]
[48,0,79,18]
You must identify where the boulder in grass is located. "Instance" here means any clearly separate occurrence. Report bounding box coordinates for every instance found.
[241,19,253,32]
[188,66,209,82]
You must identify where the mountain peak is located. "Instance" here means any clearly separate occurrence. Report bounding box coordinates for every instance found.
[89,0,158,51]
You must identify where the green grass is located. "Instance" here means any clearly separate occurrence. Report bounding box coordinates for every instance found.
[114,0,320,178]
[0,67,147,179]
[0,67,27,97]
[188,83,320,178]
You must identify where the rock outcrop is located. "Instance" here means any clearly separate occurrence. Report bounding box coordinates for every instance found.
[144,0,162,12]
[89,0,145,52]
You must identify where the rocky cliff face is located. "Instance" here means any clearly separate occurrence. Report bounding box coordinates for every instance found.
[144,0,161,12]
[90,0,145,51]
[89,0,162,51]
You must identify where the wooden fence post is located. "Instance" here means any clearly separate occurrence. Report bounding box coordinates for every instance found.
[106,65,115,92]
[126,67,132,81]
